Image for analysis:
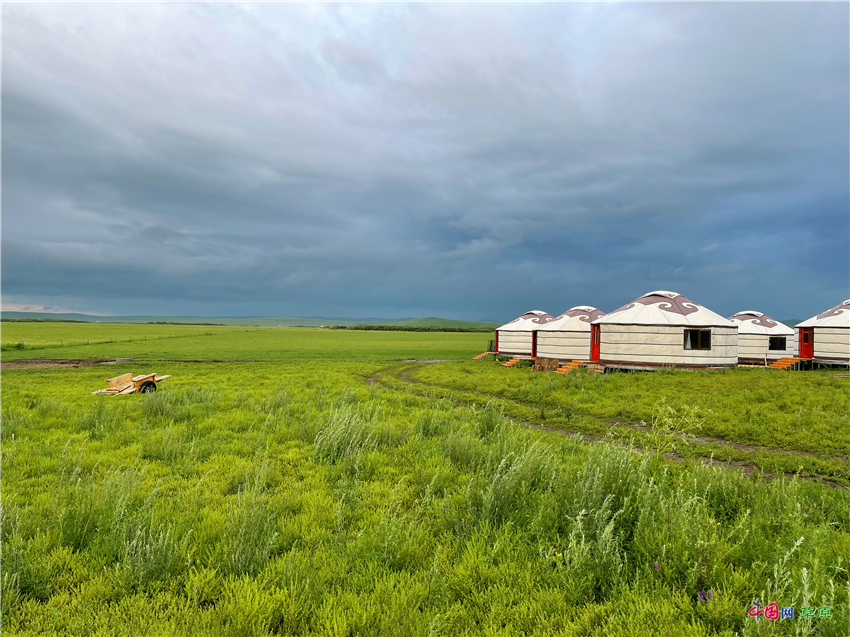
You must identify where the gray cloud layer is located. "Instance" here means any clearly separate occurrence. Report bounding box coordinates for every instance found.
[2,3,848,320]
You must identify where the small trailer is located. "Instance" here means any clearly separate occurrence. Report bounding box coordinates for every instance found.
[91,372,171,395]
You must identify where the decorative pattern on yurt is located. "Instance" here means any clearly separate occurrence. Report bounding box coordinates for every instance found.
[535,306,604,361]
[796,300,850,363]
[495,310,554,356]
[729,311,795,362]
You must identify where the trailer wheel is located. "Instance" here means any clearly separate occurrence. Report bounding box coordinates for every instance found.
[139,381,157,393]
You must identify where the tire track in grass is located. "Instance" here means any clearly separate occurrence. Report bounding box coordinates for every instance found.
[396,363,850,462]
[370,362,848,487]
[365,360,452,386]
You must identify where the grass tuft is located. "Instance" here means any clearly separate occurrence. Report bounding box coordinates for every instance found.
[313,403,380,465]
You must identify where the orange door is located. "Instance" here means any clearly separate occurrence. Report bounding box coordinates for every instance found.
[799,327,814,359]
[590,324,601,362]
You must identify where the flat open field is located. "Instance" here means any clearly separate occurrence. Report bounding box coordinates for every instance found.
[1,324,488,362]
[1,322,261,350]
[2,324,849,636]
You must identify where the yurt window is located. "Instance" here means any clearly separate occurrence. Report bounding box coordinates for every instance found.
[683,329,711,350]
[769,336,787,351]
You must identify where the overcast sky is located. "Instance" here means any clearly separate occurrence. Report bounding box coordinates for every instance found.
[2,3,848,321]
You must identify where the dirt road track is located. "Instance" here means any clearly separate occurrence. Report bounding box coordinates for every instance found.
[1,358,112,370]
[366,361,847,488]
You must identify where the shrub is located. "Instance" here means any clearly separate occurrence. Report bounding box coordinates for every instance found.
[78,401,118,440]
[258,384,290,414]
[313,404,379,465]
[220,494,278,577]
[115,513,188,588]
[443,430,488,472]
[1,407,26,440]
[476,400,503,438]
[141,387,218,422]
[642,397,707,454]
[475,442,556,526]
[141,389,192,422]
[415,406,449,438]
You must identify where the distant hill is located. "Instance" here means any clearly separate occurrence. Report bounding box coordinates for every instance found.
[390,317,497,328]
[0,311,498,329]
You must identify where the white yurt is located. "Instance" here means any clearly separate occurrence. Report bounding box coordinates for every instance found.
[591,291,738,368]
[796,300,850,363]
[495,310,554,357]
[535,306,605,361]
[729,311,796,363]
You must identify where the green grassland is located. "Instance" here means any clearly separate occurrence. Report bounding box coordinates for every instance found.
[399,361,850,482]
[2,312,499,329]
[1,322,260,350]
[0,324,491,362]
[2,325,849,636]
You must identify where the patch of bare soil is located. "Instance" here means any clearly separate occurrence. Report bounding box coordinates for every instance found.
[365,370,386,386]
[366,360,452,386]
[398,368,418,383]
[1,358,112,370]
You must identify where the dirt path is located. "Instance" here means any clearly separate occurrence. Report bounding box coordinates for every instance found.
[367,361,847,487]
[365,370,386,386]
[366,360,451,386]
[385,364,848,461]
[1,358,113,369]
[601,418,848,461]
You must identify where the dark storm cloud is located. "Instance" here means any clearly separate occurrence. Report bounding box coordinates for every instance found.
[2,3,847,320]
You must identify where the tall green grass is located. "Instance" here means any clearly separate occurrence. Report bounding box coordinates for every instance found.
[2,356,848,635]
[406,361,850,482]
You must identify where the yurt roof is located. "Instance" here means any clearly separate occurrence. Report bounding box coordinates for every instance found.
[537,306,604,332]
[797,300,850,329]
[729,311,794,336]
[496,310,554,332]
[593,291,734,327]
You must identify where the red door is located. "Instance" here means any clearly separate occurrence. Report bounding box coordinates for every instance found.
[590,324,601,362]
[799,327,814,359]
[531,331,538,358]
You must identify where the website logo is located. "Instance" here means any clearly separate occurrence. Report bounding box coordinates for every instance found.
[747,600,831,622]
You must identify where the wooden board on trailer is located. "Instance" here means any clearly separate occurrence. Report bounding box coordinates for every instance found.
[92,372,171,395]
